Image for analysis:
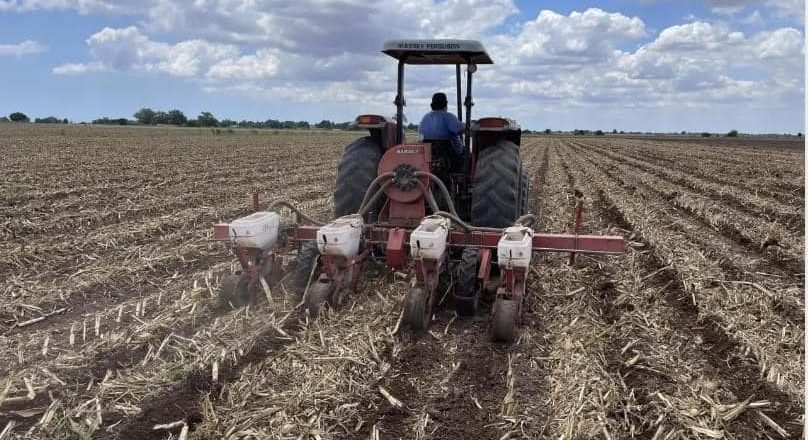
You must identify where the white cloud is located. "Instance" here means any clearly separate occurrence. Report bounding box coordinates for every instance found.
[492,8,645,66]
[764,0,805,19]
[52,61,107,74]
[72,26,238,77]
[207,50,280,80]
[753,27,805,59]
[740,9,764,24]
[0,40,46,56]
[4,0,799,131]
[0,0,132,14]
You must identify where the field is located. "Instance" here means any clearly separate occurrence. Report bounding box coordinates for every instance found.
[0,125,803,439]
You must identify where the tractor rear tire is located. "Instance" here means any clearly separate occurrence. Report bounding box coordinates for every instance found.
[455,248,480,317]
[294,241,321,289]
[471,140,523,228]
[334,136,383,219]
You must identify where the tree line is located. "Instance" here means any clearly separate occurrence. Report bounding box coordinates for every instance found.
[1,110,802,138]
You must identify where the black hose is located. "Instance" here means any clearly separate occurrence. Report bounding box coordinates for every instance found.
[357,172,394,214]
[415,180,441,214]
[413,171,459,217]
[358,181,392,217]
[515,214,536,227]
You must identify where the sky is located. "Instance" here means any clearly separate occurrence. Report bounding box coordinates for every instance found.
[0,0,804,133]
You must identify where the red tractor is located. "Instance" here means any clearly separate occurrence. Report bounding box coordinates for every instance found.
[213,39,623,342]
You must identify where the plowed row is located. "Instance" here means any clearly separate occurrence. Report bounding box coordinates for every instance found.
[0,126,803,439]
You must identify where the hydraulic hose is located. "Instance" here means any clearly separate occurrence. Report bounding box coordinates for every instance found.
[414,181,498,233]
[515,214,536,228]
[413,171,459,217]
[357,181,392,217]
[267,170,535,231]
[268,200,326,226]
[357,172,395,214]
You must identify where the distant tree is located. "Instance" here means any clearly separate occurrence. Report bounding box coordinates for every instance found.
[406,122,419,131]
[186,119,199,127]
[92,117,128,125]
[62,118,69,124]
[265,119,282,129]
[726,129,739,137]
[296,121,310,129]
[700,132,711,137]
[152,111,170,124]
[316,119,333,129]
[162,109,186,126]
[798,133,803,137]
[619,130,625,134]
[595,130,605,136]
[219,119,237,127]
[612,129,618,134]
[134,108,156,125]
[9,112,29,122]
[0,116,9,122]
[680,130,686,135]
[197,112,218,127]
[544,128,552,134]
[35,116,61,124]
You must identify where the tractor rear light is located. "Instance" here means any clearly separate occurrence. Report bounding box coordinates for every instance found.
[497,226,533,268]
[478,117,508,128]
[410,215,450,260]
[229,211,281,250]
[355,114,386,127]
[317,214,363,258]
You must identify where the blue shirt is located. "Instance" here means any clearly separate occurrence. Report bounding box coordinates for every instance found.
[418,110,465,156]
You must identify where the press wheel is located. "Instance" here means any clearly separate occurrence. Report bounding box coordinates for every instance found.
[306,281,332,317]
[220,274,248,307]
[403,287,431,331]
[491,298,519,343]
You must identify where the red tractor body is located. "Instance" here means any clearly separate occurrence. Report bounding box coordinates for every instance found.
[213,39,625,341]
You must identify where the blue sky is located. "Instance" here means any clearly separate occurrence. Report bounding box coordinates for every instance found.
[0,0,804,132]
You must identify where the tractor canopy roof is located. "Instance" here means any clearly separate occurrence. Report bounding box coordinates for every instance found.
[382,39,493,65]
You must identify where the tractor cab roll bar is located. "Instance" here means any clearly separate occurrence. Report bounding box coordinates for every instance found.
[382,39,494,145]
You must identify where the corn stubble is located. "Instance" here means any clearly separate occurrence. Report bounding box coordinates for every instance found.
[0,126,802,439]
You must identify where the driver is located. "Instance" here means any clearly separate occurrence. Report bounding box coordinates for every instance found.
[418,92,465,162]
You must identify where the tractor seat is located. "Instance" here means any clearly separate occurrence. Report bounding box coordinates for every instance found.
[422,138,460,162]
[422,138,464,177]
[422,138,453,149]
